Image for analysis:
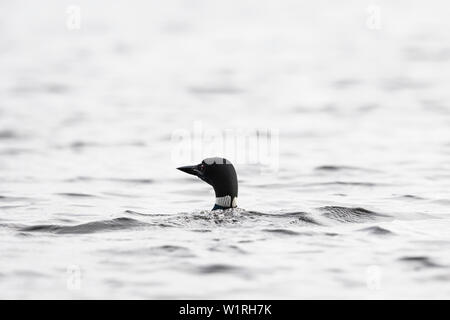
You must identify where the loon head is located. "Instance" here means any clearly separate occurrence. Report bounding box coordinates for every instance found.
[177,157,238,210]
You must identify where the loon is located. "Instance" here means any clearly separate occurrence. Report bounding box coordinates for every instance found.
[177,157,238,210]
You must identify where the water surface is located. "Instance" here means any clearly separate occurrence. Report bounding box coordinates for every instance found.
[0,0,450,299]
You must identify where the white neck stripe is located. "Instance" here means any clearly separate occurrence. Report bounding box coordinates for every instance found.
[215,195,237,208]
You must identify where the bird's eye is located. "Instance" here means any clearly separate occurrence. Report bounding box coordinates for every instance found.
[199,164,205,171]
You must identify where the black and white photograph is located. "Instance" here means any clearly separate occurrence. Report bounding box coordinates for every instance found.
[0,0,449,302]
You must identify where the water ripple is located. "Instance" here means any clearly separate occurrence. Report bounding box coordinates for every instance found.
[19,217,145,234]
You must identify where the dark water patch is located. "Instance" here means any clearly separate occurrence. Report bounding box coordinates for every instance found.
[334,277,361,288]
[320,206,389,223]
[399,256,442,269]
[0,222,22,230]
[197,264,241,274]
[325,232,339,237]
[69,141,101,149]
[381,77,430,91]
[357,104,379,113]
[15,232,34,237]
[14,270,47,278]
[158,133,173,142]
[262,228,301,236]
[103,278,125,288]
[67,176,154,184]
[0,204,29,210]
[61,113,86,126]
[188,86,244,95]
[45,83,69,94]
[397,194,426,200]
[0,195,31,202]
[154,223,176,228]
[208,244,247,254]
[0,148,34,155]
[316,165,354,171]
[432,274,450,281]
[420,99,450,114]
[191,229,212,233]
[104,192,142,199]
[227,245,246,254]
[56,141,146,150]
[19,217,145,234]
[306,181,379,187]
[432,199,450,206]
[149,245,193,257]
[331,78,362,89]
[54,218,77,223]
[0,130,20,140]
[56,192,97,198]
[294,250,323,254]
[290,214,321,225]
[98,259,131,268]
[109,178,154,184]
[315,165,378,173]
[113,42,132,55]
[358,226,394,236]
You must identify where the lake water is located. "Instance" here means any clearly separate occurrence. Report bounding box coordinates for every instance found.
[1,0,450,299]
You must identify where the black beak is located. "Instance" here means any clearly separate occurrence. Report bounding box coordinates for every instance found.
[177,165,201,177]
